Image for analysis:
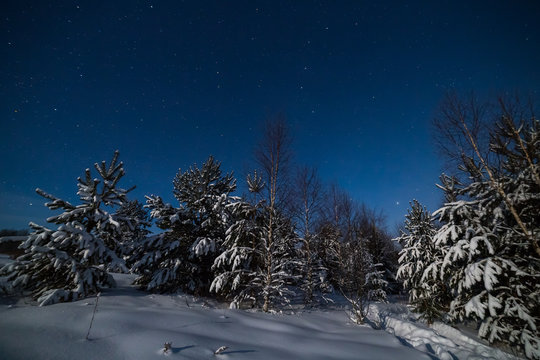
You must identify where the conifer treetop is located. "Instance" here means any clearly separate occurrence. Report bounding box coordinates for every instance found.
[173,155,236,207]
[37,150,134,226]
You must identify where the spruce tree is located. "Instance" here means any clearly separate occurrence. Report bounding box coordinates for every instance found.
[432,113,539,358]
[211,199,265,307]
[1,151,131,305]
[366,263,388,302]
[396,200,447,324]
[211,173,300,310]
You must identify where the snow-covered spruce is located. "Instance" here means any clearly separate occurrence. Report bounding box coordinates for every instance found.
[366,263,388,303]
[0,151,132,305]
[132,156,236,295]
[430,118,540,359]
[395,199,449,324]
[210,199,264,308]
[211,197,300,311]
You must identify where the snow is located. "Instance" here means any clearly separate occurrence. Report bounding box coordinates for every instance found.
[0,236,27,243]
[0,273,520,359]
[366,302,520,360]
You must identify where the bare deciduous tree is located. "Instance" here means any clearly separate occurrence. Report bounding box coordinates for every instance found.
[317,184,393,322]
[254,115,294,312]
[255,114,293,212]
[433,92,491,175]
[291,166,326,303]
[433,92,540,257]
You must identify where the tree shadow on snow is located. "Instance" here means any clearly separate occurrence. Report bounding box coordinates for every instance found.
[221,350,256,355]
[171,345,195,354]
[98,287,148,298]
[363,317,381,330]
[395,336,438,360]
[424,344,458,360]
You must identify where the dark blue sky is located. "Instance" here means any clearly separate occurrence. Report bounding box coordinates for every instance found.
[1,1,539,231]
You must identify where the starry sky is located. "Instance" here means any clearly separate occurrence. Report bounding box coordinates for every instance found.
[1,1,539,232]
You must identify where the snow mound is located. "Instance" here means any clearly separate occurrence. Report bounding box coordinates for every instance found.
[367,302,520,360]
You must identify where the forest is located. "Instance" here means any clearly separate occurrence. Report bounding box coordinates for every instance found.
[1,94,539,359]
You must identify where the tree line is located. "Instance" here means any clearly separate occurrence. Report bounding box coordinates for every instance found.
[1,93,537,358]
[0,229,29,237]
[0,116,397,317]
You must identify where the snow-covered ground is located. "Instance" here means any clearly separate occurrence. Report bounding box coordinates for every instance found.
[0,236,27,243]
[0,273,520,360]
[366,303,519,360]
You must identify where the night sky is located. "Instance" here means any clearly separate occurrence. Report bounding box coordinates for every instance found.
[1,1,539,231]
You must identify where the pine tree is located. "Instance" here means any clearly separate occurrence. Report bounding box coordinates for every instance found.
[133,156,236,295]
[1,151,131,305]
[396,200,448,324]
